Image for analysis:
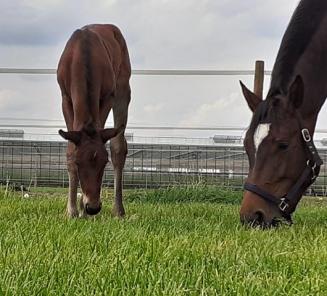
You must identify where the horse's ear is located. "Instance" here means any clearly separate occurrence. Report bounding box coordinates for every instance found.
[58,129,81,145]
[240,81,262,112]
[100,125,125,143]
[288,75,304,109]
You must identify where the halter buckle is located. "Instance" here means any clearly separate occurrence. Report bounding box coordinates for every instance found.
[302,129,311,142]
[279,198,289,212]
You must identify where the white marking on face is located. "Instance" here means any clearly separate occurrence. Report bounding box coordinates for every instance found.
[254,123,271,152]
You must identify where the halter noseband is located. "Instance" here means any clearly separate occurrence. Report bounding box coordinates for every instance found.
[244,128,323,218]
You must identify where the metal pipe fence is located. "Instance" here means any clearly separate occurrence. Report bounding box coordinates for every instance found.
[1,139,327,196]
[0,68,273,76]
[1,66,327,195]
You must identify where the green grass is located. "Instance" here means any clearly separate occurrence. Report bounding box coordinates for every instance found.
[1,186,327,295]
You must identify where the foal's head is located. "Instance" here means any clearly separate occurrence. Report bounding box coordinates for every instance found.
[59,124,123,215]
[239,76,310,227]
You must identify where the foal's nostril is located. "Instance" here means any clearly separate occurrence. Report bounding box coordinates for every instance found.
[85,203,102,215]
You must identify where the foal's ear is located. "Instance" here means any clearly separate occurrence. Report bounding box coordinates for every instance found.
[58,129,81,145]
[100,125,125,143]
[240,81,262,112]
[288,75,304,109]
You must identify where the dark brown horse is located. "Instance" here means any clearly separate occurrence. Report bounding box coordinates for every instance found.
[57,24,131,218]
[239,0,327,227]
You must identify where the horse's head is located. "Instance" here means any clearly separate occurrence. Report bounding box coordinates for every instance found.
[59,124,123,215]
[239,75,317,227]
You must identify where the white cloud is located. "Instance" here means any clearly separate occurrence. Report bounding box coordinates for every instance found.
[0,0,299,69]
[0,89,20,108]
[179,92,251,128]
[144,103,164,113]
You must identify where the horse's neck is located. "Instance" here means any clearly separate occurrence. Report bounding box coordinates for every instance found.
[300,95,325,135]
[73,105,101,131]
[299,15,327,112]
[297,73,327,134]
[300,93,326,120]
[292,17,327,132]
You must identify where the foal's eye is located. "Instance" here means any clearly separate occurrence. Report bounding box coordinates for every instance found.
[278,142,289,150]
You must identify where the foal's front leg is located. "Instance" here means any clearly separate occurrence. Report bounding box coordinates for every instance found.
[67,158,79,218]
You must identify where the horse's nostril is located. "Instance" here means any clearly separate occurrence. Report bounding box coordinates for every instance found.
[241,210,267,228]
[85,203,102,215]
[254,210,265,225]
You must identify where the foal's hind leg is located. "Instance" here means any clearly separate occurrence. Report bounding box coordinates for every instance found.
[110,85,130,217]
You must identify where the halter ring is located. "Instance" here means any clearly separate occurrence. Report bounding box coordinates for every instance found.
[302,129,311,142]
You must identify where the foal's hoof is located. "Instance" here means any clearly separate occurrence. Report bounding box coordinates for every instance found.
[112,207,125,218]
[67,210,79,218]
[79,211,88,218]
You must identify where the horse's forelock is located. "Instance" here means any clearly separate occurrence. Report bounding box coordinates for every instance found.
[249,100,271,133]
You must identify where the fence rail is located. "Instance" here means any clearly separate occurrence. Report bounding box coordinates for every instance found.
[0,68,273,76]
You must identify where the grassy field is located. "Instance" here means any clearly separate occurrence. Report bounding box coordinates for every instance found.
[1,186,327,295]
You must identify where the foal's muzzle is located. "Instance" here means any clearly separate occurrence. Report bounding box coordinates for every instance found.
[85,202,102,215]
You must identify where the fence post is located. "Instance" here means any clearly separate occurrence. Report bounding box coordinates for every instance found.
[254,60,264,99]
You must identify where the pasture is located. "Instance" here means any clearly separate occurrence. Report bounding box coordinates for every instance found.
[1,185,327,295]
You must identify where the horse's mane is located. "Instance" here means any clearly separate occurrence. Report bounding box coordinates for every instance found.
[269,0,327,96]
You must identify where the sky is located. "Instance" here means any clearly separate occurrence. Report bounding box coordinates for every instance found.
[1,0,325,141]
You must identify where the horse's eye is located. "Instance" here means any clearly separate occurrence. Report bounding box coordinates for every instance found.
[278,142,289,150]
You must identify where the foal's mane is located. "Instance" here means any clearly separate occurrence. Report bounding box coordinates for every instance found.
[80,28,94,109]
[269,0,327,97]
[82,121,97,138]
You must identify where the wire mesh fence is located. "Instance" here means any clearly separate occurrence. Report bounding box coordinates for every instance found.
[1,139,327,196]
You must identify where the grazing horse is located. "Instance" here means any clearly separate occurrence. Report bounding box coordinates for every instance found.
[239,0,326,227]
[57,24,131,218]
